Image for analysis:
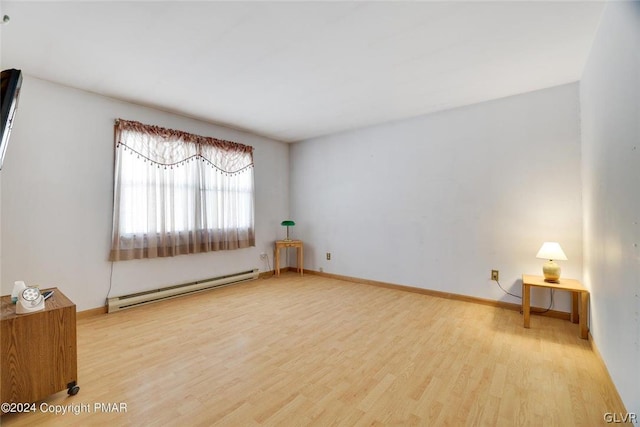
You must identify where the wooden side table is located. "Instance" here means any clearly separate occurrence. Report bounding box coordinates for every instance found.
[1,288,79,405]
[522,274,589,339]
[275,240,304,277]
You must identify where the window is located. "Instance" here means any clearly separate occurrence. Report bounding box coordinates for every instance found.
[109,119,255,261]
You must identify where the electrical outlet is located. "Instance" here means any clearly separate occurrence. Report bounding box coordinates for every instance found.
[491,270,499,281]
[326,252,331,261]
[260,252,267,260]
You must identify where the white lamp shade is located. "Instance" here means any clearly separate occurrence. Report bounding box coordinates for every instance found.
[536,242,567,261]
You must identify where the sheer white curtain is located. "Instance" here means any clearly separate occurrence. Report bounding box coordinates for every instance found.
[110,119,255,261]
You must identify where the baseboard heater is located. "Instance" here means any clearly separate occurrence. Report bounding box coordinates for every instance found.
[107,269,259,313]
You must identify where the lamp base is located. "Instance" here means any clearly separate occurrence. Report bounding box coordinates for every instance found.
[542,260,561,283]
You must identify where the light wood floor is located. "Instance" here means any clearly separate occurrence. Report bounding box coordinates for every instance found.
[2,273,628,426]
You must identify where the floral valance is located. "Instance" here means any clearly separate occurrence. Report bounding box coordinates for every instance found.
[114,119,253,175]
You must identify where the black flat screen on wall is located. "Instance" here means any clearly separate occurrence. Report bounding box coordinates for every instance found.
[0,68,23,170]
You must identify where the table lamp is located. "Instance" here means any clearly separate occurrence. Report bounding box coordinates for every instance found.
[281,220,295,241]
[536,242,567,282]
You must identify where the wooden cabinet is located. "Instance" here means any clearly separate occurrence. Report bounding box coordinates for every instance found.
[1,288,79,405]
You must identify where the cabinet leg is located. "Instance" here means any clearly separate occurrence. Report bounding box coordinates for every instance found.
[67,381,80,395]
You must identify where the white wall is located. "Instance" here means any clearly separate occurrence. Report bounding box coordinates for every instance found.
[580,1,640,415]
[290,83,583,310]
[0,76,289,310]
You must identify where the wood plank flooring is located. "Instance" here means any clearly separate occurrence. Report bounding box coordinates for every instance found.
[1,273,629,426]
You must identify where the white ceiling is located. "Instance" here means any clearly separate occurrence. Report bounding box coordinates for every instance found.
[0,1,604,142]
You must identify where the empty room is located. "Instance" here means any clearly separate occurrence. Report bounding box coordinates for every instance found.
[0,1,638,425]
